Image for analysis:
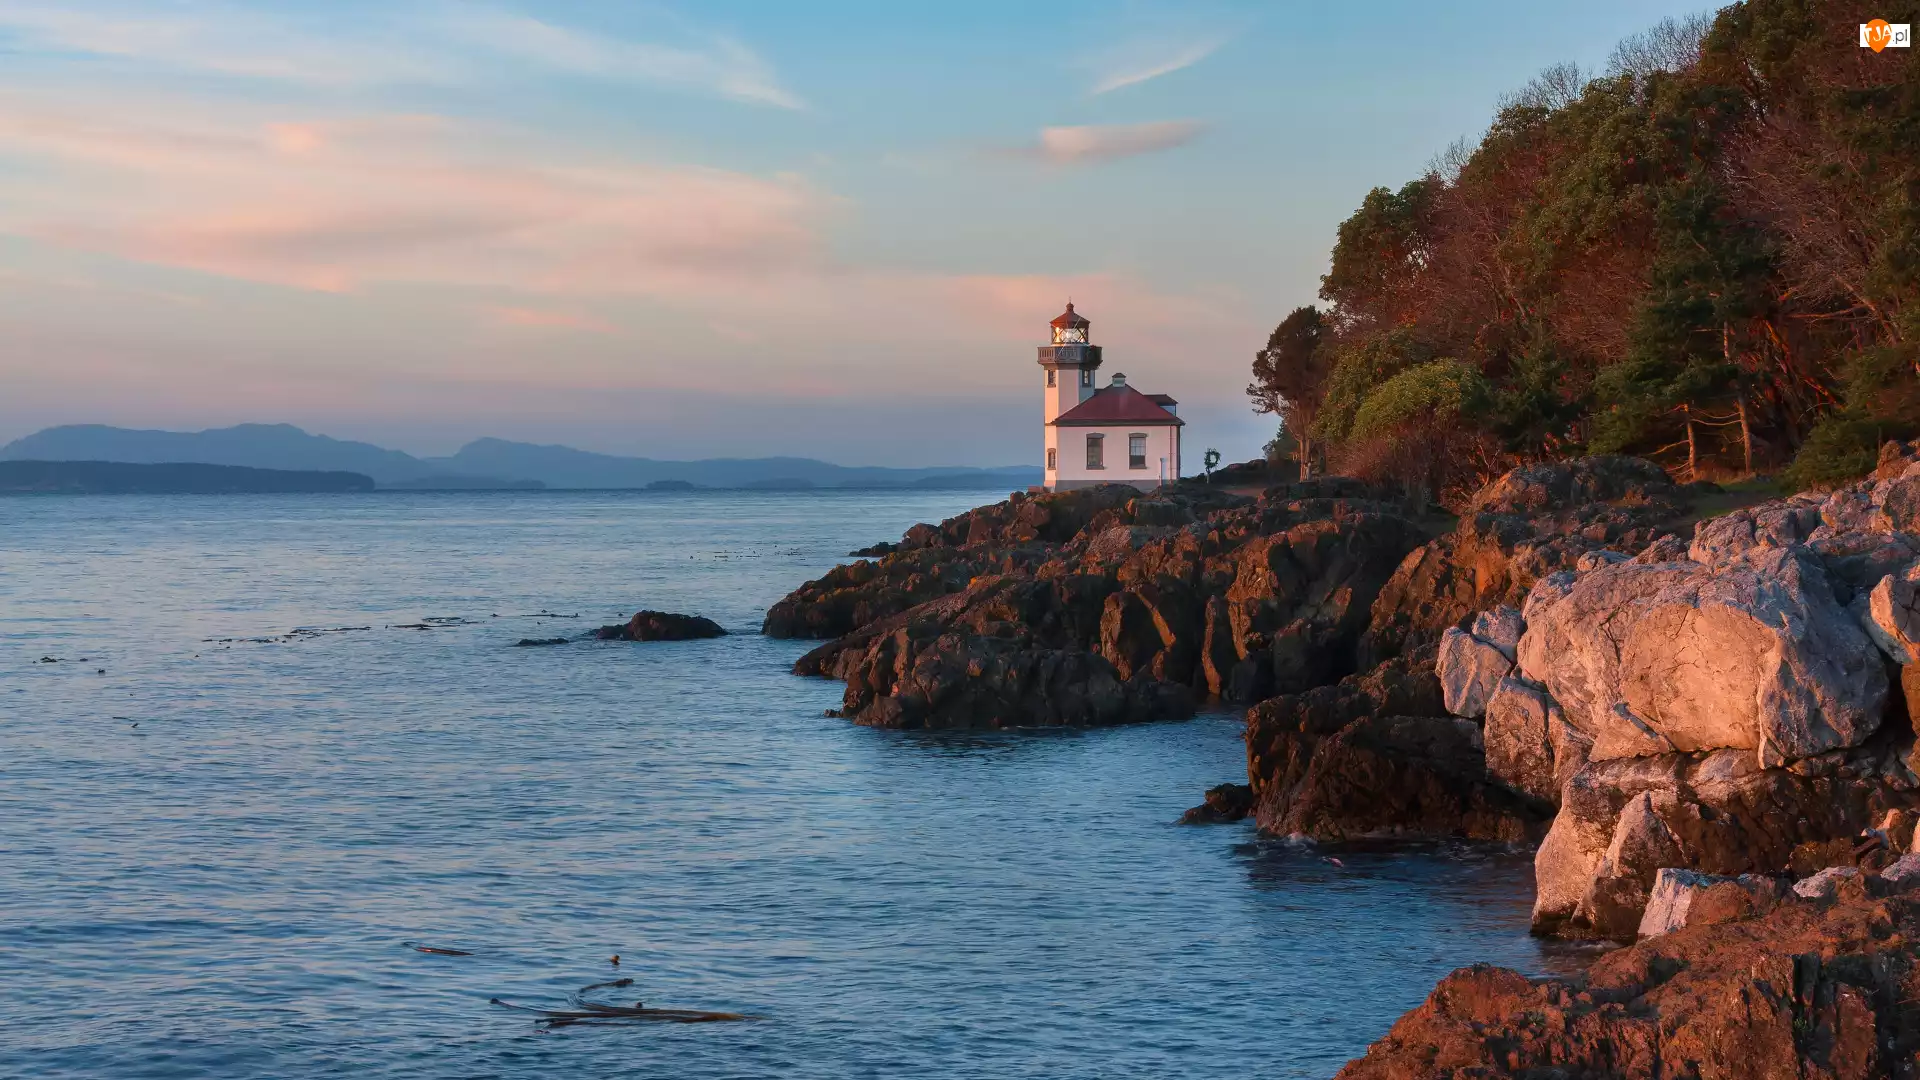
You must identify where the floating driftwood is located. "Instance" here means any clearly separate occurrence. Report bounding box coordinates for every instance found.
[490,978,756,1027]
[405,942,473,956]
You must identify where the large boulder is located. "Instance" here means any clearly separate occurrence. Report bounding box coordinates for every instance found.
[1338,890,1920,1079]
[1636,868,1786,939]
[1516,546,1887,767]
[1435,622,1514,719]
[1481,676,1588,806]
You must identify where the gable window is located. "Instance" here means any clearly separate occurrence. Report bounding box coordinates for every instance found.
[1046,447,1056,470]
[1129,434,1147,469]
[1080,369,1093,387]
[1085,433,1104,469]
[1046,369,1056,387]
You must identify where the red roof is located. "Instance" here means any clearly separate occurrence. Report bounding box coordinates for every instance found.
[1050,384,1183,426]
[1050,303,1090,330]
[1146,393,1178,406]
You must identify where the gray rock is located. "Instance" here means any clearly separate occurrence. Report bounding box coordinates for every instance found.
[1437,626,1512,719]
[1578,791,1685,939]
[1882,852,1920,887]
[1517,547,1886,767]
[1575,549,1631,573]
[1470,605,1525,661]
[1862,568,1920,664]
[1484,677,1554,802]
[1636,869,1783,939]
[1521,570,1577,629]
[1883,477,1920,534]
[1792,865,1863,900]
[1689,500,1822,565]
[1634,534,1690,563]
[1531,743,1907,940]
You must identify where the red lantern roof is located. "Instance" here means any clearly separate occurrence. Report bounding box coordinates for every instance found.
[1049,303,1090,330]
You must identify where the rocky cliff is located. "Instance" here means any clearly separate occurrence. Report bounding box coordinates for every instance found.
[770,443,1920,1073]
[771,478,1429,728]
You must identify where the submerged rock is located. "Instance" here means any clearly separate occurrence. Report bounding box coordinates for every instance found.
[1179,783,1254,824]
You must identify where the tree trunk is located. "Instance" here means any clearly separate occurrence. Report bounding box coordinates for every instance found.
[1737,396,1753,474]
[1299,434,1311,481]
[1684,405,1698,481]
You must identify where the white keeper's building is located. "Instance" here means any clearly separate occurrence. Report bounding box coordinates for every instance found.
[1038,303,1183,492]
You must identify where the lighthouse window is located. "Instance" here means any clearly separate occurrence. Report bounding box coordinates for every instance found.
[1046,448,1056,470]
[1080,369,1093,387]
[1046,369,1056,387]
[1085,434,1104,469]
[1129,434,1147,469]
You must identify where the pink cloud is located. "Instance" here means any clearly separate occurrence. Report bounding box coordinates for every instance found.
[0,97,823,297]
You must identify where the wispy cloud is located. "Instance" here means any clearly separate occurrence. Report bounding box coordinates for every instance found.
[1089,37,1225,95]
[1006,121,1208,166]
[0,1,802,107]
[436,10,802,109]
[0,94,822,295]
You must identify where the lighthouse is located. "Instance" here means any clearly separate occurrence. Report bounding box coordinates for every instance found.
[1037,303,1183,492]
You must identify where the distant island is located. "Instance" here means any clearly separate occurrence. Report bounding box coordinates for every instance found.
[0,424,1041,491]
[0,460,375,494]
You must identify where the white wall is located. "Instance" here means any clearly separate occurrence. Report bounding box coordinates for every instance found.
[1048,423,1180,491]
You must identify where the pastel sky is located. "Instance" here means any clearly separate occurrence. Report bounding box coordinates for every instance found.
[0,0,1712,466]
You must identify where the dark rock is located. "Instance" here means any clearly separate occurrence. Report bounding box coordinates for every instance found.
[778,481,1429,729]
[1338,892,1920,1080]
[1270,713,1548,842]
[1357,456,1692,666]
[513,637,571,647]
[1180,783,1254,824]
[1242,646,1545,841]
[594,611,727,641]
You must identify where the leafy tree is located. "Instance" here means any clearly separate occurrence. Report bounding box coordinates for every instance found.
[1246,0,1920,498]
[1248,306,1331,478]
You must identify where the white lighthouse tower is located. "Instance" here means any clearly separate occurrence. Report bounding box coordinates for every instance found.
[1037,303,1183,492]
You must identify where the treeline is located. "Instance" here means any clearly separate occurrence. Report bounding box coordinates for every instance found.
[1250,0,1919,503]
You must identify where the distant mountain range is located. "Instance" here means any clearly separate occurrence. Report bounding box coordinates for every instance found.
[0,460,376,494]
[0,424,1040,491]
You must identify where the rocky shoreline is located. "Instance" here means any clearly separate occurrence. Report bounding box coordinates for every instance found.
[765,440,1920,1075]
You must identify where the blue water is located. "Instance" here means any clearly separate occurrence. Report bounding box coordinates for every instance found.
[0,491,1582,1079]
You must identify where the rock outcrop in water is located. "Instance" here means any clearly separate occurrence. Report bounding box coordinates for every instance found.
[595,611,727,641]
[773,479,1429,729]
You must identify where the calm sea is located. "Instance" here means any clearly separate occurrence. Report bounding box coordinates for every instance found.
[0,491,1582,1079]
